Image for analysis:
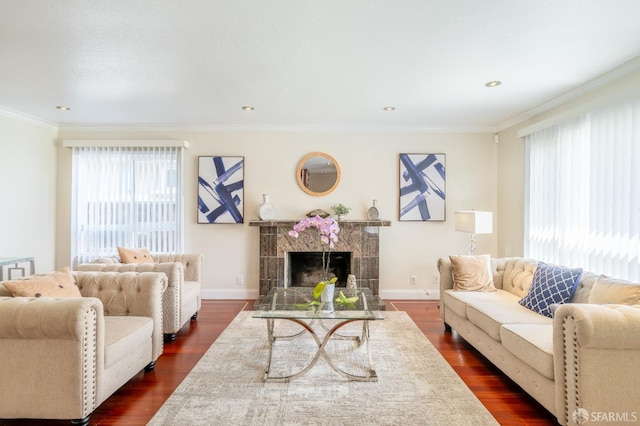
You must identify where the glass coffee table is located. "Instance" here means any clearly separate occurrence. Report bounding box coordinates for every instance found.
[253,286,383,382]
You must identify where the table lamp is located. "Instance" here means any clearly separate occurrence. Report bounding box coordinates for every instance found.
[454,211,493,255]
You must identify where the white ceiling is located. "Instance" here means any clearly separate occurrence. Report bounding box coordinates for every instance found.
[2,1,640,131]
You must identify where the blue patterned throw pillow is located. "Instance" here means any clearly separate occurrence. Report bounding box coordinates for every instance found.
[519,262,583,318]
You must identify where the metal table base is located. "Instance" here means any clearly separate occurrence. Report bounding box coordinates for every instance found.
[263,317,377,382]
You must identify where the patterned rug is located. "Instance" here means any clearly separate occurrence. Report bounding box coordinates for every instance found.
[148,311,498,426]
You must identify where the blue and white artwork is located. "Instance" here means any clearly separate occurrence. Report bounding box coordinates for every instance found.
[399,153,446,221]
[198,156,244,224]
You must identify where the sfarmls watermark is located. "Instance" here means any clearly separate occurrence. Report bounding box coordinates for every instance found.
[573,408,638,424]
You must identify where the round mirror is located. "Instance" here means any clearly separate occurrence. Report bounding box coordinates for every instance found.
[296,152,341,196]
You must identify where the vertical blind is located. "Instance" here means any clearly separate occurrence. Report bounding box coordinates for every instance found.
[525,99,640,280]
[71,145,184,268]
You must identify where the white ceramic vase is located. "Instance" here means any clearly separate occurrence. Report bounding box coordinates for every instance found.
[257,194,276,220]
[320,283,335,312]
[367,199,380,220]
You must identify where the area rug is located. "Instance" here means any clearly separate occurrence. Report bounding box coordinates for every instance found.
[148,311,498,426]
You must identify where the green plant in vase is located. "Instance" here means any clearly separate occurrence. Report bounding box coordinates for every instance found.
[331,203,351,219]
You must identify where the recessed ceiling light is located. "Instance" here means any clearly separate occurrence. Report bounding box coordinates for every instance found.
[383,106,395,111]
[484,81,501,88]
[56,105,71,111]
[241,106,255,111]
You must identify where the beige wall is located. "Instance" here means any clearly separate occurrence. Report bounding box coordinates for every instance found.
[5,66,639,298]
[496,67,640,259]
[0,115,58,273]
[56,130,498,299]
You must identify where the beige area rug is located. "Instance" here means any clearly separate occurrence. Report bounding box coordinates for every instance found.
[148,311,498,426]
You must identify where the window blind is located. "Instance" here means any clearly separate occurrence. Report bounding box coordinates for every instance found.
[525,99,640,280]
[70,145,184,267]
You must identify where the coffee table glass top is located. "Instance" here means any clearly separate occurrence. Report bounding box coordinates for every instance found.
[253,287,383,320]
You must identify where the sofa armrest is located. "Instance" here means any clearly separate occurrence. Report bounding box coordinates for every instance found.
[0,297,102,420]
[437,257,454,292]
[553,303,640,424]
[437,257,454,320]
[74,271,167,361]
[154,253,203,283]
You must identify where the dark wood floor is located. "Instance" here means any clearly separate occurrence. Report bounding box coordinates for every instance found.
[1,300,557,426]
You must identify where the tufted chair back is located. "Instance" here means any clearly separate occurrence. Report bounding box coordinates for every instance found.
[74,271,166,361]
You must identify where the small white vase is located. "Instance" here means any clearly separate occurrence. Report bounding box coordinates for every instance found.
[367,199,380,220]
[346,274,357,289]
[320,283,335,312]
[257,194,276,220]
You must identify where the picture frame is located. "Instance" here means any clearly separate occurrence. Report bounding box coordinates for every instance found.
[197,156,244,224]
[399,153,446,221]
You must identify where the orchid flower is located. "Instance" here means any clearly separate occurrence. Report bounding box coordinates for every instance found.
[288,215,341,298]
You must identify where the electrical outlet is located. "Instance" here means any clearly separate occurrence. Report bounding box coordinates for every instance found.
[236,275,243,286]
[410,275,417,286]
[433,275,440,286]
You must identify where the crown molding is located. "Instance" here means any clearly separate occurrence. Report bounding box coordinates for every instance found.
[58,123,496,134]
[0,106,57,129]
[496,55,640,132]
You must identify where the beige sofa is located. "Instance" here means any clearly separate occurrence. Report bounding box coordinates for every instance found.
[0,271,166,425]
[438,257,640,426]
[77,253,203,341]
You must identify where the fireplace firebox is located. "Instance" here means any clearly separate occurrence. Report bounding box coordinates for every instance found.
[287,251,351,287]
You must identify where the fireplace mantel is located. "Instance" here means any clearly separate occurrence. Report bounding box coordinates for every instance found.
[249,219,391,227]
[250,219,390,308]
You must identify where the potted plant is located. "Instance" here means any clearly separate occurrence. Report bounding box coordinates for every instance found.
[288,216,340,311]
[331,203,351,220]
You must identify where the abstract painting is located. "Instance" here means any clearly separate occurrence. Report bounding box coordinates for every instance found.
[198,156,244,224]
[399,153,446,221]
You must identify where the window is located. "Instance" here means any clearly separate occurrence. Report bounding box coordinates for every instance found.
[70,144,185,268]
[525,99,640,280]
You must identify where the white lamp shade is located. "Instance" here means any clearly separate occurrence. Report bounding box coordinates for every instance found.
[454,211,493,234]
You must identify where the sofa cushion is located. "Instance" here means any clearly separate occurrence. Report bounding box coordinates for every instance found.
[467,297,552,341]
[117,247,154,264]
[501,258,538,297]
[501,324,554,380]
[444,289,518,320]
[2,267,81,298]
[588,277,640,305]
[104,316,154,369]
[449,254,496,291]
[519,262,583,318]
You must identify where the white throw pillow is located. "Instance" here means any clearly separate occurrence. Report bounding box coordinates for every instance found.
[450,254,496,292]
[589,277,640,305]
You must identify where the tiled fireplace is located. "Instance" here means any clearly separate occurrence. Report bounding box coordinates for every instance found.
[249,219,390,308]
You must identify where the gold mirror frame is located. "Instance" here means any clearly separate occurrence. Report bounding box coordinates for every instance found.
[296,152,341,196]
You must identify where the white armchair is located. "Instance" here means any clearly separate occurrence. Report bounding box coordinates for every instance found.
[0,271,166,425]
[77,253,203,342]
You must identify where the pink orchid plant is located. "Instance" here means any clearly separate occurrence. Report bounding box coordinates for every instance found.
[288,215,340,298]
[288,215,340,247]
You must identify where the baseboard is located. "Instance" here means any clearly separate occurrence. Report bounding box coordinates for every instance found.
[379,289,440,300]
[201,288,260,299]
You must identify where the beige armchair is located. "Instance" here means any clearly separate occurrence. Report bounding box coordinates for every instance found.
[77,253,203,342]
[0,271,166,425]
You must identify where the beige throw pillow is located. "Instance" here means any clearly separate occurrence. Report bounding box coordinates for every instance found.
[118,246,154,264]
[450,254,496,291]
[3,266,81,298]
[588,277,640,305]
